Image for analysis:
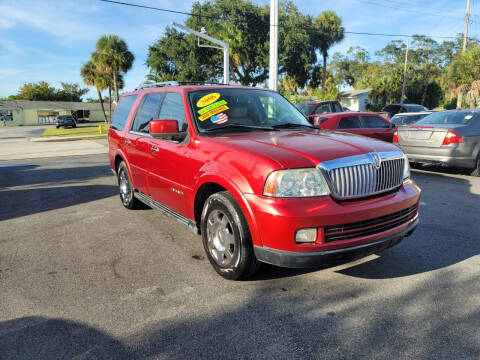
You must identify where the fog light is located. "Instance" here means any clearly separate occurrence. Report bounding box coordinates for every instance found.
[295,228,317,243]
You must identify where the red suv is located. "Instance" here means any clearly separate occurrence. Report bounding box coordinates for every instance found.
[109,84,420,280]
[315,112,396,142]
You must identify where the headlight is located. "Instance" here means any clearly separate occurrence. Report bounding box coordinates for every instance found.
[403,153,410,179]
[263,168,330,197]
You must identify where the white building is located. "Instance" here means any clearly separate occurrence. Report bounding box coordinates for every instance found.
[340,89,372,112]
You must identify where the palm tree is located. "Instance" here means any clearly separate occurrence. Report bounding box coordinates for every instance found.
[80,61,108,123]
[313,11,345,92]
[92,34,134,103]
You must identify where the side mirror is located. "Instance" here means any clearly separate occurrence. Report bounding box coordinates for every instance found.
[149,119,187,141]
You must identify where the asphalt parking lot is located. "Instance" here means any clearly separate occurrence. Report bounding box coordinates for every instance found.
[1,151,479,359]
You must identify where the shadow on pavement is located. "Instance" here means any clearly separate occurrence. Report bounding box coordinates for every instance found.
[0,185,117,221]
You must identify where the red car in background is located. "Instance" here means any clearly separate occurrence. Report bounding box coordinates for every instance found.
[295,100,343,124]
[314,112,396,142]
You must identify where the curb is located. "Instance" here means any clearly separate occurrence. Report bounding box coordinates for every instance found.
[30,134,107,142]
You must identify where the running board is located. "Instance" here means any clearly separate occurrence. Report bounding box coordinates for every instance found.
[134,191,199,235]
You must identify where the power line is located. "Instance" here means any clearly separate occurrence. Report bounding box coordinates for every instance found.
[96,0,471,40]
[369,0,465,16]
[97,0,219,19]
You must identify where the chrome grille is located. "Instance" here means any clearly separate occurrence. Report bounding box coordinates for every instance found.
[319,152,405,199]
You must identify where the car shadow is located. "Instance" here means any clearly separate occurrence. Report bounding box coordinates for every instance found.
[0,316,130,360]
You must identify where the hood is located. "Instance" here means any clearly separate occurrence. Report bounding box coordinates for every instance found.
[207,129,401,168]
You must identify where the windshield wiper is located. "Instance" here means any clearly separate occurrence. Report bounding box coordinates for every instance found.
[271,122,317,129]
[204,123,274,133]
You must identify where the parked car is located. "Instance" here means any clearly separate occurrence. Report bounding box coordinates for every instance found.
[109,83,420,280]
[383,104,428,119]
[390,112,433,126]
[55,115,76,128]
[394,110,480,176]
[314,112,396,142]
[295,100,343,124]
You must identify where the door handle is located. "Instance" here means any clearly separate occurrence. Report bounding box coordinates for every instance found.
[125,139,130,144]
[151,146,159,152]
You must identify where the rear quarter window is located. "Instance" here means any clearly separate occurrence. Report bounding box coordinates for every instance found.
[111,95,138,131]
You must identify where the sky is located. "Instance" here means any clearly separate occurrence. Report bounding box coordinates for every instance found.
[0,0,476,99]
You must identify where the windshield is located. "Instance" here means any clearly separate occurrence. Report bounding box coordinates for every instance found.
[189,88,311,133]
[295,103,316,116]
[415,111,477,125]
[406,105,427,112]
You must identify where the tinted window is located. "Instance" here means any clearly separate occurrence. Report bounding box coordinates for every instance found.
[362,116,390,128]
[296,103,316,116]
[158,92,187,131]
[338,116,361,129]
[111,95,137,131]
[406,105,427,112]
[131,93,163,132]
[314,103,331,114]
[416,111,477,125]
[333,102,342,112]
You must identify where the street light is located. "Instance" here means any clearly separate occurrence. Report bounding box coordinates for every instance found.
[171,22,230,85]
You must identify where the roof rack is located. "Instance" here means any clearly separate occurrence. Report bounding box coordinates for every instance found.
[134,81,229,90]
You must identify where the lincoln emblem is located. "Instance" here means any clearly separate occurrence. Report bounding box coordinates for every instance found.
[371,152,381,170]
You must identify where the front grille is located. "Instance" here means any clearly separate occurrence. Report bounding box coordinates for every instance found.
[324,205,417,242]
[320,152,405,199]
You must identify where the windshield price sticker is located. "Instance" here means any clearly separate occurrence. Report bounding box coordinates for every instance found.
[198,100,228,115]
[199,105,229,121]
[197,93,220,108]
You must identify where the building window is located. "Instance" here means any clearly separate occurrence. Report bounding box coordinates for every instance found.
[0,110,13,122]
[37,111,59,124]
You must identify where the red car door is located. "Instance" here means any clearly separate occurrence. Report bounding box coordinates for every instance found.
[335,115,367,137]
[125,92,164,194]
[361,115,395,142]
[146,92,191,215]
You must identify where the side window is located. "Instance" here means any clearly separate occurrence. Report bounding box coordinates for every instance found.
[314,103,331,114]
[332,102,342,112]
[362,116,390,129]
[111,95,138,131]
[158,92,187,131]
[338,116,361,129]
[131,93,163,133]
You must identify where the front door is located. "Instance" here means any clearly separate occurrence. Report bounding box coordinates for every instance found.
[146,92,191,215]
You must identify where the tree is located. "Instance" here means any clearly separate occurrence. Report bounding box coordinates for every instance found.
[92,34,134,103]
[329,46,371,88]
[81,61,108,122]
[55,82,89,102]
[313,11,345,91]
[146,0,317,87]
[445,45,480,108]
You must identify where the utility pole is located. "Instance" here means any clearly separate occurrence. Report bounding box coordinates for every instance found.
[269,0,278,91]
[172,22,230,84]
[401,40,409,104]
[463,0,471,52]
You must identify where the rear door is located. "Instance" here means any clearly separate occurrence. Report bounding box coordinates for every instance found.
[126,92,164,194]
[361,115,394,142]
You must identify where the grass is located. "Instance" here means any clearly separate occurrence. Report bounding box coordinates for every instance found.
[41,124,109,137]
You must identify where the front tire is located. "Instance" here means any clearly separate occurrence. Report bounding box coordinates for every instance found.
[201,191,261,280]
[117,162,141,209]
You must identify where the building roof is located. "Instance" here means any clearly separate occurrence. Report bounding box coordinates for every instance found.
[340,89,371,98]
[0,100,105,111]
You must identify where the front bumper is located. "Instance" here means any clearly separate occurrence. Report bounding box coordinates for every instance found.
[254,218,418,268]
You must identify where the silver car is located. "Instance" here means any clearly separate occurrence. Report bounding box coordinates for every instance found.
[395,110,480,176]
[390,112,432,126]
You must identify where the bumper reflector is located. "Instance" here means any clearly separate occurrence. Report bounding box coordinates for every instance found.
[295,228,317,243]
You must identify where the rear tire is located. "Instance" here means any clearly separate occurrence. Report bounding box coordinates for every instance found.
[117,162,141,209]
[471,155,480,177]
[201,191,261,280]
